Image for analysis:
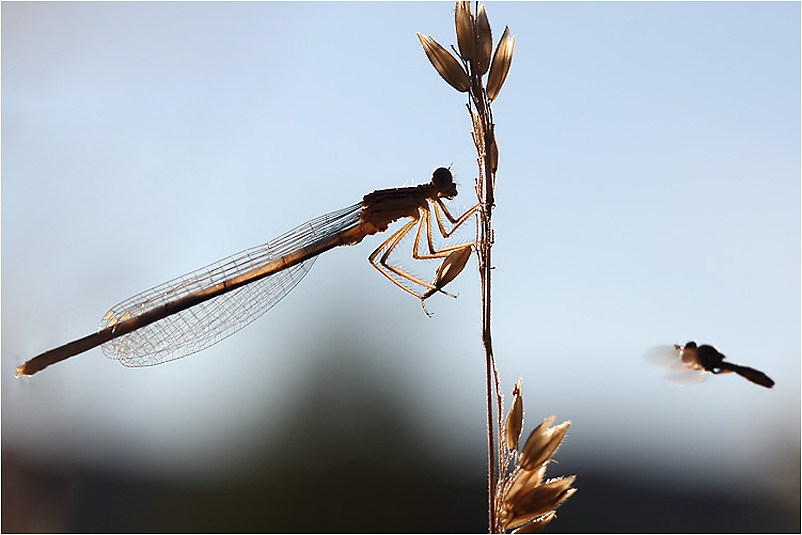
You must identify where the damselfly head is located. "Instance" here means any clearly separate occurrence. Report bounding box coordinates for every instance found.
[431,167,457,198]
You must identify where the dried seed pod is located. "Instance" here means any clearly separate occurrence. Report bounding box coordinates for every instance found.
[417,33,471,93]
[504,464,547,507]
[425,244,473,299]
[473,4,493,75]
[520,416,571,471]
[504,378,524,451]
[486,26,515,101]
[502,477,576,530]
[455,1,474,60]
[511,511,556,534]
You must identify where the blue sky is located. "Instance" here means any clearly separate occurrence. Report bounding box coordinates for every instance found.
[3,1,799,493]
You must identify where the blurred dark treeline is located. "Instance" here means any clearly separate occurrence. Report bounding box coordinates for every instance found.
[3,447,799,533]
[4,369,799,534]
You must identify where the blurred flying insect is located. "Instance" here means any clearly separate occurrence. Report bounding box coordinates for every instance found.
[648,341,775,389]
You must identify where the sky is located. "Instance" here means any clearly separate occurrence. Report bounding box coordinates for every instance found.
[2,0,799,507]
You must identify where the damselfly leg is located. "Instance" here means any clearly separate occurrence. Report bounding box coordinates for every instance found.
[368,202,480,300]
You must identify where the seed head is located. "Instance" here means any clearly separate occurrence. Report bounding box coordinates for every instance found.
[520,416,571,471]
[501,475,576,530]
[505,379,524,451]
[511,511,556,533]
[504,463,548,508]
[473,5,493,75]
[454,1,474,60]
[486,26,515,101]
[497,381,575,532]
[417,33,471,93]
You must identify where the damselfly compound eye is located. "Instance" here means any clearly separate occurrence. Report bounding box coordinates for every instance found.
[431,167,457,198]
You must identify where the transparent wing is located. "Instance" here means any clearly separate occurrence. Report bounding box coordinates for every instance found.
[98,202,363,367]
[644,345,707,385]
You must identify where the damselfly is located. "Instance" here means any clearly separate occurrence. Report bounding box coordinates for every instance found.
[17,167,478,376]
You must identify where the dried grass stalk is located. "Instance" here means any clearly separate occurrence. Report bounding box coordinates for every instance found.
[418,5,573,533]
